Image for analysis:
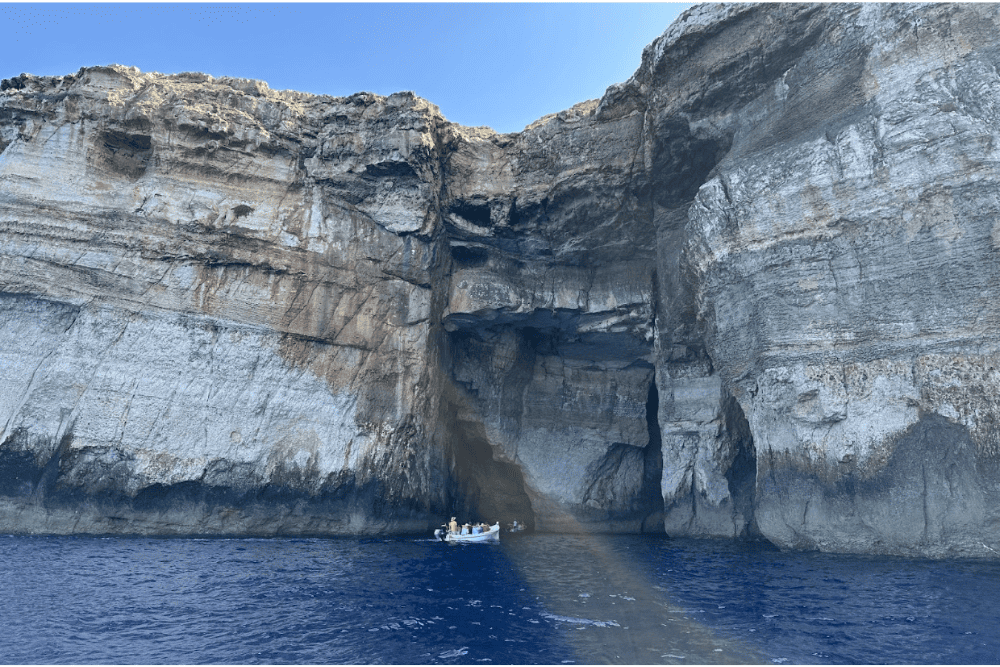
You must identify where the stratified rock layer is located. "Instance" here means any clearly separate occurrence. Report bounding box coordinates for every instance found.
[683,3,1000,557]
[0,71,450,534]
[2,3,1000,557]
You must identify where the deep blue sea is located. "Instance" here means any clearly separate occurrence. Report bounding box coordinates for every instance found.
[0,533,998,664]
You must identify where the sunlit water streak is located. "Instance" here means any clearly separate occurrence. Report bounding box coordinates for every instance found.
[500,534,758,664]
[0,534,997,664]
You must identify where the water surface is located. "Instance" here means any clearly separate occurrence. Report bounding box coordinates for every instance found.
[0,533,997,664]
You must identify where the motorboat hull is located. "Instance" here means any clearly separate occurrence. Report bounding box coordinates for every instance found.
[437,523,500,543]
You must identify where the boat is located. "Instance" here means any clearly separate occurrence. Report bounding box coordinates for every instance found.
[434,522,500,543]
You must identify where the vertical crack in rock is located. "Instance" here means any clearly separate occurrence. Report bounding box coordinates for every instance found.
[721,393,757,539]
[31,427,73,503]
[641,377,665,532]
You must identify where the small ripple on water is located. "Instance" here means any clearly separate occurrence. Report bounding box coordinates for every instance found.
[437,646,469,659]
[540,612,621,628]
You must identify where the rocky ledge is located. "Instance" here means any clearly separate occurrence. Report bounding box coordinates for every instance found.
[2,3,1000,557]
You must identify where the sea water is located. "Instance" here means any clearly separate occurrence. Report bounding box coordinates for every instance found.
[0,533,997,664]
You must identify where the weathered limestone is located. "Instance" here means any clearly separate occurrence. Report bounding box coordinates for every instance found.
[0,64,662,535]
[0,67,451,534]
[682,3,1000,556]
[3,4,1000,557]
[439,96,663,532]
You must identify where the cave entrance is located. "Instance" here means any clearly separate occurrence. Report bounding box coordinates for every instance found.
[445,402,535,530]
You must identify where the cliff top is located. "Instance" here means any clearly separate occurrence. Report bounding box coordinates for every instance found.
[0,63,514,148]
[0,4,735,139]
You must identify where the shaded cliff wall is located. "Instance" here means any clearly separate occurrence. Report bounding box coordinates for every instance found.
[439,100,662,532]
[2,3,1000,557]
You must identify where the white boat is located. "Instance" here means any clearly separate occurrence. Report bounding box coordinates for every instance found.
[434,522,500,543]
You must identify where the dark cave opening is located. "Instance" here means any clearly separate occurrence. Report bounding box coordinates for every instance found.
[97,129,153,179]
[722,393,758,538]
[450,200,492,228]
[642,376,665,532]
[646,377,662,453]
[449,244,489,268]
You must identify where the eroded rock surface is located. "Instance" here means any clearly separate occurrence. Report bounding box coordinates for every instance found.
[682,3,1000,556]
[0,68,450,534]
[2,3,1000,556]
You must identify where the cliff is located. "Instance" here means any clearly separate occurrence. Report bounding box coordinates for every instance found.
[2,3,999,557]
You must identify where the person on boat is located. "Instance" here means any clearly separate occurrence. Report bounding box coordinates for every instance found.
[461,523,470,535]
[448,517,459,534]
[472,523,482,535]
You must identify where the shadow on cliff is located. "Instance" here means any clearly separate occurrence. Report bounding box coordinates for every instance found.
[438,373,536,530]
[438,323,666,533]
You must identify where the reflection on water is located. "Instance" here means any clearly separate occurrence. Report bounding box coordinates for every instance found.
[500,534,760,664]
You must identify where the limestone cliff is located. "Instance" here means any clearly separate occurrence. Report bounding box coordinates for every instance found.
[681,3,1000,557]
[0,70,450,534]
[2,3,1000,557]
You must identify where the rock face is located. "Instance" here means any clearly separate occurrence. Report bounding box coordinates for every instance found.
[0,71,452,534]
[2,3,1000,556]
[682,3,1000,557]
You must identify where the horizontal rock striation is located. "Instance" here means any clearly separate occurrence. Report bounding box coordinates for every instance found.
[2,3,1000,556]
[0,69,450,534]
[683,3,1000,557]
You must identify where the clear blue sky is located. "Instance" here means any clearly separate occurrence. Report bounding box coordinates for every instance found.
[0,3,692,133]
